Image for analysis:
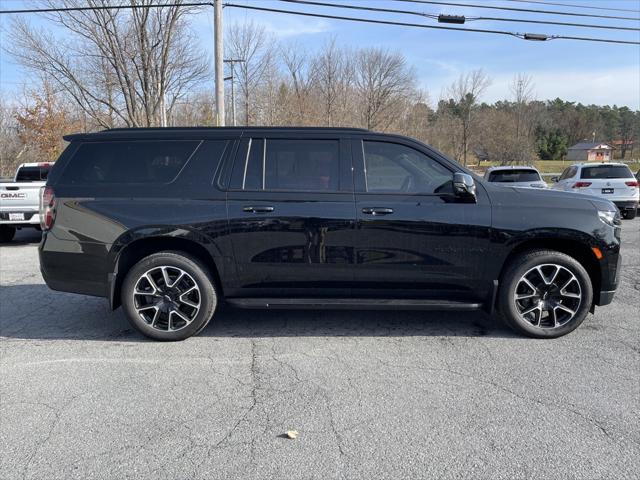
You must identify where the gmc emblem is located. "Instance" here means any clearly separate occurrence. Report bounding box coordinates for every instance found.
[1,193,26,199]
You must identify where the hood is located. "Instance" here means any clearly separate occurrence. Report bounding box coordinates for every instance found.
[484,181,616,211]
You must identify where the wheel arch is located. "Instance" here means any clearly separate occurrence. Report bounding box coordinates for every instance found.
[109,234,224,310]
[497,238,601,308]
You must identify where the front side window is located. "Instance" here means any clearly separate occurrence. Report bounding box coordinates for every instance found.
[234,139,341,192]
[363,141,452,194]
[60,140,200,184]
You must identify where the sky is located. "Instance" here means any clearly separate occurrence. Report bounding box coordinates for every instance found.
[0,0,639,108]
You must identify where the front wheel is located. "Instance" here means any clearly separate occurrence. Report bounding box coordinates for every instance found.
[498,250,593,338]
[121,251,217,341]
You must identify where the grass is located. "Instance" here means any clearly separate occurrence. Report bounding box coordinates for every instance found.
[469,159,640,175]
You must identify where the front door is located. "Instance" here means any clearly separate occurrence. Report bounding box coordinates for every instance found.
[225,135,356,298]
[351,137,492,301]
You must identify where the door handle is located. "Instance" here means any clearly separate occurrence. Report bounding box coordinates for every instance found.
[243,206,275,213]
[362,207,394,216]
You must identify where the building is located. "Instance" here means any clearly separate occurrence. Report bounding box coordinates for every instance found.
[566,142,613,162]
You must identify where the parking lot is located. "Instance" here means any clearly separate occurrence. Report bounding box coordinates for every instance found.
[0,220,638,480]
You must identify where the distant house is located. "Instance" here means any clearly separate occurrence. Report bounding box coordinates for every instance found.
[610,139,634,159]
[566,142,613,162]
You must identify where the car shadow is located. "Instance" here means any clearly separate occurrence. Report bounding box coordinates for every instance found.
[0,284,518,341]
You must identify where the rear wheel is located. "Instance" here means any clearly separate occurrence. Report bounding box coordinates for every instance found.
[121,251,217,341]
[498,250,593,338]
[0,226,16,243]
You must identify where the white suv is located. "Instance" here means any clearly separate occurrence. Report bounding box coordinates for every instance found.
[551,163,639,219]
[484,166,547,189]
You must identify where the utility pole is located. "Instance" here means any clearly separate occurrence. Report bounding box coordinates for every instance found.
[214,0,224,126]
[224,59,245,127]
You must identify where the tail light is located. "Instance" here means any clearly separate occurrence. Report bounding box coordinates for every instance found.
[39,186,56,231]
[573,182,592,188]
[625,181,639,187]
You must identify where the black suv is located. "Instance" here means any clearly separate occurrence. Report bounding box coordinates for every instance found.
[39,128,622,340]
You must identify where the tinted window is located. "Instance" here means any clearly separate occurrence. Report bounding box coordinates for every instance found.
[15,166,50,182]
[580,165,633,179]
[559,167,577,180]
[487,169,541,183]
[363,141,452,194]
[60,141,200,184]
[234,139,340,192]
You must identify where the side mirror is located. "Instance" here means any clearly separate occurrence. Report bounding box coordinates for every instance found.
[453,173,477,202]
[551,176,560,182]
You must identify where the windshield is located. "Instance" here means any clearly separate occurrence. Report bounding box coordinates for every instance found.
[487,169,541,183]
[15,166,50,182]
[580,165,633,179]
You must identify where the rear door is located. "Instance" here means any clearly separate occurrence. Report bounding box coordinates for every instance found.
[225,133,356,298]
[351,136,492,301]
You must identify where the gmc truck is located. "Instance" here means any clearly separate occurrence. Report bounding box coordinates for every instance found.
[0,162,53,242]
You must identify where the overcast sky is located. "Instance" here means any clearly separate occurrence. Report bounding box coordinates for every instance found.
[1,0,639,108]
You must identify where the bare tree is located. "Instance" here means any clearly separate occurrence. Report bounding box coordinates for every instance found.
[511,73,535,141]
[225,20,273,126]
[446,69,490,165]
[280,44,316,125]
[354,48,415,131]
[7,0,208,128]
[311,38,353,126]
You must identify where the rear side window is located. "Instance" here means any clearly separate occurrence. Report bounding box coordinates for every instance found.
[15,166,50,182]
[232,139,341,192]
[559,167,577,180]
[487,169,541,183]
[580,165,633,179]
[59,140,200,185]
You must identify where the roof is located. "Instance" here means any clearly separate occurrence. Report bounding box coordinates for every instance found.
[64,126,370,141]
[485,165,538,172]
[569,162,629,167]
[568,142,613,150]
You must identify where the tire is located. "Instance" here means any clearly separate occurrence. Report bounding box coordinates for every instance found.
[622,209,636,220]
[498,249,593,339]
[0,225,16,243]
[121,251,217,341]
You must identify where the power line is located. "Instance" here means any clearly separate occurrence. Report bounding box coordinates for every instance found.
[224,2,640,45]
[504,0,640,14]
[280,0,640,32]
[391,0,640,21]
[1,1,637,45]
[0,2,213,15]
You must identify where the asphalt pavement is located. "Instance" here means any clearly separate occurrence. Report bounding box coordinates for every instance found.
[1,221,639,479]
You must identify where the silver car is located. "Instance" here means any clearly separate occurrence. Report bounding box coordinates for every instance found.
[483,166,547,189]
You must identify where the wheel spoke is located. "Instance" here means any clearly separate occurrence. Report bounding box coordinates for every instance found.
[560,291,581,299]
[136,305,159,326]
[516,292,537,300]
[521,277,538,293]
[548,307,558,328]
[180,297,199,308]
[161,267,172,288]
[555,303,575,316]
[145,273,159,294]
[169,308,192,329]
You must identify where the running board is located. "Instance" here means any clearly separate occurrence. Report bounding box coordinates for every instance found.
[226,298,483,311]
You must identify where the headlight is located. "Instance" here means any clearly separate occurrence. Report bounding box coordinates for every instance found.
[597,209,619,227]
